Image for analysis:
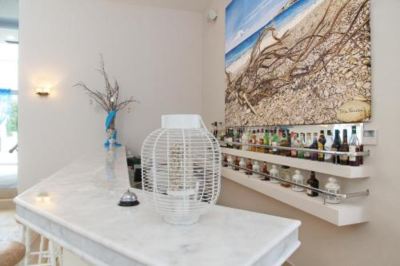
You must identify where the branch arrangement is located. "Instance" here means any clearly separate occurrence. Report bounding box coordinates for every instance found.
[75,56,138,112]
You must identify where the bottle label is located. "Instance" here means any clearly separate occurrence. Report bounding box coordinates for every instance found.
[349,146,357,162]
[272,142,278,152]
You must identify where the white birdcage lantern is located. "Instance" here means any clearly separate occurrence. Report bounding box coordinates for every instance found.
[141,114,221,225]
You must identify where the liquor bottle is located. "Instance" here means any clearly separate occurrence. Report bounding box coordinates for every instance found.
[234,128,241,150]
[263,129,270,153]
[292,170,305,192]
[261,163,270,181]
[271,129,280,154]
[290,132,298,158]
[218,122,224,141]
[228,156,233,169]
[339,129,349,165]
[225,128,233,148]
[253,161,261,178]
[310,132,319,161]
[325,177,341,204]
[304,133,312,159]
[234,156,240,171]
[279,129,289,156]
[280,166,291,188]
[241,128,248,151]
[331,129,341,164]
[324,130,334,162]
[298,133,305,159]
[286,129,292,157]
[222,154,228,167]
[246,159,253,175]
[317,130,326,161]
[258,129,265,153]
[251,130,257,152]
[211,122,218,138]
[349,126,361,166]
[239,157,246,173]
[306,171,319,197]
[270,165,280,184]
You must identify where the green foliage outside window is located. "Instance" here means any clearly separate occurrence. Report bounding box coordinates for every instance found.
[6,101,18,136]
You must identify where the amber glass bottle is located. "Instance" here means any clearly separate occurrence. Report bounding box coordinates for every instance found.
[306,171,319,197]
[261,163,270,181]
[317,130,326,161]
[246,160,253,175]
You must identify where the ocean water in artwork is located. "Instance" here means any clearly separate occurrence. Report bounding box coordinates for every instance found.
[225,0,371,126]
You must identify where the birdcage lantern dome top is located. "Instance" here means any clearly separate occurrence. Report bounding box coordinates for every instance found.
[141,114,221,225]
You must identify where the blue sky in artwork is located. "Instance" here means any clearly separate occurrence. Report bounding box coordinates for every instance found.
[225,0,290,53]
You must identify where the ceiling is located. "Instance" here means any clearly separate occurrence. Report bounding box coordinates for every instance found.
[119,0,213,12]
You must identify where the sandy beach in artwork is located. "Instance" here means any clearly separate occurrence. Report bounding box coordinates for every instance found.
[226,0,323,76]
[225,0,372,127]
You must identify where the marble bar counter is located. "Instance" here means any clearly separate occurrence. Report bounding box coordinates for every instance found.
[14,147,301,266]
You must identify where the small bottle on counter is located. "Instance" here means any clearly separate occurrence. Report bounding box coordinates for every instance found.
[292,170,305,192]
[246,159,253,175]
[325,177,341,204]
[222,154,228,167]
[280,165,291,188]
[253,161,261,178]
[227,156,233,169]
[234,157,240,171]
[306,171,319,197]
[261,163,270,181]
[270,165,280,184]
[239,157,246,173]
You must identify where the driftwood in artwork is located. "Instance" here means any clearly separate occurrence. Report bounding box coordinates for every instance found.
[225,0,371,126]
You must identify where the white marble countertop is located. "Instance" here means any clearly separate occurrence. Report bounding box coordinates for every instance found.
[15,147,301,266]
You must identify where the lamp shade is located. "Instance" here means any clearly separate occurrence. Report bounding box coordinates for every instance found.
[141,114,221,225]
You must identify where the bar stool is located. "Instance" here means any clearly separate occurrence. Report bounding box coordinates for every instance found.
[22,226,63,266]
[0,241,26,266]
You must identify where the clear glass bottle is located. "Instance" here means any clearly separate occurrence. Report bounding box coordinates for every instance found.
[246,159,253,175]
[239,157,246,173]
[304,133,312,159]
[349,126,361,166]
[253,161,261,178]
[292,170,305,192]
[280,165,291,188]
[261,163,270,181]
[270,165,280,184]
[241,128,249,151]
[263,129,270,153]
[290,132,298,158]
[298,133,305,159]
[324,130,334,162]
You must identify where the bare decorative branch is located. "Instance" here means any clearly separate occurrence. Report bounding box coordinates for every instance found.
[75,55,138,113]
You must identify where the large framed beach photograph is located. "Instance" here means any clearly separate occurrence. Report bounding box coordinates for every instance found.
[225,0,372,126]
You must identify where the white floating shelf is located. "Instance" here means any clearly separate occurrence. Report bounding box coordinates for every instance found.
[221,148,369,179]
[222,168,368,226]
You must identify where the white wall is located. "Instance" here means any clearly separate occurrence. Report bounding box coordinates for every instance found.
[203,0,400,265]
[18,0,203,191]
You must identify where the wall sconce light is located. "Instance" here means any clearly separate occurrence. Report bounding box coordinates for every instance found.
[36,86,51,96]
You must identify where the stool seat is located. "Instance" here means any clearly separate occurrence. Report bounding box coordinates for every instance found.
[0,241,26,266]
